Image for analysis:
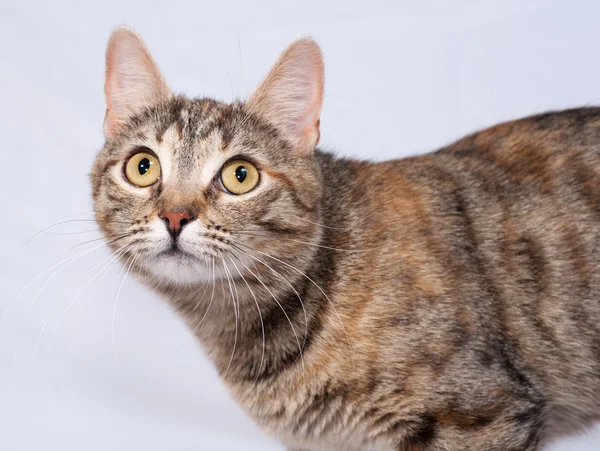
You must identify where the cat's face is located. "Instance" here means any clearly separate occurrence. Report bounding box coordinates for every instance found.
[91,28,324,286]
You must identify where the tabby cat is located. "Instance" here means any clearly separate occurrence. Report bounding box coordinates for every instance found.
[92,27,600,450]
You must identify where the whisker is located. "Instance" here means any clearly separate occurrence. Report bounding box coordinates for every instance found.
[232,28,243,101]
[1,241,109,327]
[32,245,129,367]
[233,57,279,133]
[112,252,137,374]
[229,243,308,358]
[227,255,265,399]
[25,227,100,237]
[19,244,102,329]
[185,251,215,315]
[226,71,236,103]
[69,233,131,249]
[219,251,239,380]
[192,257,217,333]
[181,278,212,324]
[44,244,133,352]
[237,242,355,369]
[78,248,125,315]
[293,216,352,231]
[234,230,382,253]
[190,281,211,313]
[22,219,129,244]
[233,255,305,372]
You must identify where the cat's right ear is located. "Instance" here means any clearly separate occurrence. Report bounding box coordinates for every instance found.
[103,26,172,139]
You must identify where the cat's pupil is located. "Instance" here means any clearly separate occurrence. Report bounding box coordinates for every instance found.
[235,165,247,183]
[138,158,151,175]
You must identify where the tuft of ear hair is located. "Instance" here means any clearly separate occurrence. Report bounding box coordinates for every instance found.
[103,26,172,139]
[246,38,325,155]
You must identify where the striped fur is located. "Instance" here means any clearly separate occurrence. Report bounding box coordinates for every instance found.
[92,29,600,450]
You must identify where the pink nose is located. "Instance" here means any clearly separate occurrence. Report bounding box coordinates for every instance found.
[159,210,193,234]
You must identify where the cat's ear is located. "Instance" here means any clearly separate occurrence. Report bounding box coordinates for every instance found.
[246,38,324,154]
[103,26,172,138]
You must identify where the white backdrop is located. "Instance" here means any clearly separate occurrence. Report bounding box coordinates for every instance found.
[2,0,600,449]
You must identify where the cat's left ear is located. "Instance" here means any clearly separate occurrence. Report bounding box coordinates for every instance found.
[246,38,324,155]
[103,26,172,139]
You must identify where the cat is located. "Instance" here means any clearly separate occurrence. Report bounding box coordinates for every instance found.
[92,26,600,451]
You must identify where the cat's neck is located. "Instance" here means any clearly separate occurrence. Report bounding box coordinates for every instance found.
[165,237,335,384]
[154,152,363,385]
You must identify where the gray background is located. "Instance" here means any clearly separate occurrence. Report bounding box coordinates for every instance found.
[2,0,600,449]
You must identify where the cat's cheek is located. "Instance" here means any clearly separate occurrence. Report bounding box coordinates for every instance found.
[144,217,173,243]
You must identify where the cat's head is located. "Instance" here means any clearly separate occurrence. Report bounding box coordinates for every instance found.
[91,27,325,286]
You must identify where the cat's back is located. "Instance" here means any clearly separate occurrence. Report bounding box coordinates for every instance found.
[373,106,600,197]
[440,106,600,187]
[350,106,600,247]
[317,107,600,442]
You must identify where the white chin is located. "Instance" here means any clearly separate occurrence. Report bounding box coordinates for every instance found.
[143,251,216,285]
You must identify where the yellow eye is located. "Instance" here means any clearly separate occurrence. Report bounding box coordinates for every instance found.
[125,152,161,187]
[220,160,260,195]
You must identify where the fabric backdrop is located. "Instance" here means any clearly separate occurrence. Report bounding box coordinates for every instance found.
[1,1,600,449]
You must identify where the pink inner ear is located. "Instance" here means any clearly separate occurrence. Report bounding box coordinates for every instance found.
[103,27,171,138]
[247,38,324,154]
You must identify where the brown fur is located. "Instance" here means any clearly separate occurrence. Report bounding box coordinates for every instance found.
[92,28,600,450]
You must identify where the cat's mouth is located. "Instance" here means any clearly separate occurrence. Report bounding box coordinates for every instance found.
[159,245,197,260]
[141,244,216,285]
